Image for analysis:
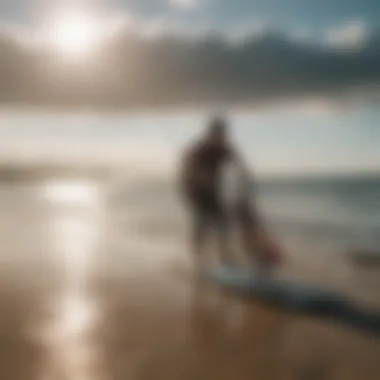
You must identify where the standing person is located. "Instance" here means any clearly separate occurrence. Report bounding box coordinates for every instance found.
[179,116,249,267]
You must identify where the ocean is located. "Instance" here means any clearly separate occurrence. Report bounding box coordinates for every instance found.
[258,175,380,250]
[113,174,380,250]
[111,173,380,308]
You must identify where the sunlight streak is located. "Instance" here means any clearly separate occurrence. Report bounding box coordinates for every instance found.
[43,179,104,380]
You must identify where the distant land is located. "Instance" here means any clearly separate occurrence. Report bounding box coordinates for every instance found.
[0,163,112,182]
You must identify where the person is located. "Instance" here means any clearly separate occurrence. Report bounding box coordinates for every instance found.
[179,116,250,266]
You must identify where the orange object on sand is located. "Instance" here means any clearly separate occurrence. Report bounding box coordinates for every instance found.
[241,223,283,267]
[235,199,283,267]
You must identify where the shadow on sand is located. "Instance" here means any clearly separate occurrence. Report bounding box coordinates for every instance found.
[211,266,380,336]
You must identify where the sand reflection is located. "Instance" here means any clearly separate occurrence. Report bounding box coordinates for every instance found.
[42,179,103,380]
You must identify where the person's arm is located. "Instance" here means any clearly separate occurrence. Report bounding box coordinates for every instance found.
[178,147,191,196]
[229,147,255,198]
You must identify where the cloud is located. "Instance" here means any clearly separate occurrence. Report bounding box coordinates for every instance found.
[225,20,270,45]
[325,20,369,50]
[170,0,200,10]
[0,20,380,108]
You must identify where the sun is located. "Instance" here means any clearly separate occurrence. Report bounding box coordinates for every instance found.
[48,10,99,56]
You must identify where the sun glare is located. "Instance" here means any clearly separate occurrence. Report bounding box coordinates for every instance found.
[43,180,99,205]
[48,10,99,56]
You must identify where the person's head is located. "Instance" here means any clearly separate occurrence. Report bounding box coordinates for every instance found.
[205,116,229,146]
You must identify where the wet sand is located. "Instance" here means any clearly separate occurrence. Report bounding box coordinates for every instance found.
[0,181,379,380]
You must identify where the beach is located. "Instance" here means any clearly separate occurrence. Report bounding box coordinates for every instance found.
[0,0,380,376]
[0,178,378,380]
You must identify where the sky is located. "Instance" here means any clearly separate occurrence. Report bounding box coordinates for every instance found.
[2,0,380,34]
[0,0,380,106]
[0,0,379,173]
[0,1,378,57]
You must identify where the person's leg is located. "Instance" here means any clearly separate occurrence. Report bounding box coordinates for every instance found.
[211,197,233,265]
[188,195,212,273]
[192,207,209,258]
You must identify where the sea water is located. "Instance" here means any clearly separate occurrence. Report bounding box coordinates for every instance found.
[113,173,380,307]
[114,174,380,253]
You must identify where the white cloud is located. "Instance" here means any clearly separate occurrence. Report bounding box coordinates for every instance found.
[170,0,199,10]
[275,98,344,116]
[102,10,134,37]
[325,20,368,50]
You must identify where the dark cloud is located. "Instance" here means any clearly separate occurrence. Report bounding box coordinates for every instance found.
[1,28,380,108]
